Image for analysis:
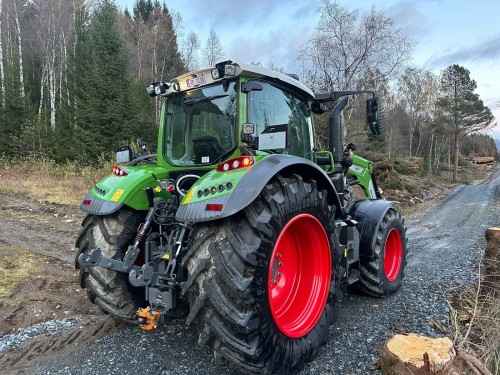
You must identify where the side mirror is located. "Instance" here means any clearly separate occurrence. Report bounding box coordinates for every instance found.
[366,97,381,135]
[136,138,148,155]
[311,101,326,115]
[241,80,263,93]
[137,138,147,149]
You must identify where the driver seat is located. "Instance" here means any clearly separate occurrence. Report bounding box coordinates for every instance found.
[192,136,225,164]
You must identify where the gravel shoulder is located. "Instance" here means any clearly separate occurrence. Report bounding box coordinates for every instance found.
[1,166,499,374]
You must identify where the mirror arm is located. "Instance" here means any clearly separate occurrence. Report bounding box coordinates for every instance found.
[314,90,375,103]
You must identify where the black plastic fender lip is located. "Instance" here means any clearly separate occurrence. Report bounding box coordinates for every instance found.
[79,191,123,215]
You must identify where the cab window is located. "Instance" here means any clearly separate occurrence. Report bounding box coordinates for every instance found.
[247,82,313,160]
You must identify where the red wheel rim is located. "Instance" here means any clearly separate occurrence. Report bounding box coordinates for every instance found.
[384,228,403,282]
[268,214,331,338]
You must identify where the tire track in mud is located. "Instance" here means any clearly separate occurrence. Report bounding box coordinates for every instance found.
[0,195,125,374]
[1,317,125,375]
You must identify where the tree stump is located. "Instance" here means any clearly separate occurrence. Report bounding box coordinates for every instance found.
[484,227,500,292]
[379,333,463,374]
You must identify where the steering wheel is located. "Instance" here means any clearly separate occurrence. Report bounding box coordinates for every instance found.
[175,174,200,197]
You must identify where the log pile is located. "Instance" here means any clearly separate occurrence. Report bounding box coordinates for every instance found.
[469,156,495,164]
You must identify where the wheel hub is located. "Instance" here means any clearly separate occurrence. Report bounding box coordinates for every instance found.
[268,214,331,339]
[271,253,283,285]
[384,228,403,281]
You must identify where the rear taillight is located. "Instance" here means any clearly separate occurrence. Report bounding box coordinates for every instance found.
[205,204,224,211]
[217,157,254,172]
[112,166,128,176]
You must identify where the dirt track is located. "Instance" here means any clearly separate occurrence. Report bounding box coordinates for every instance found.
[0,196,126,373]
[1,166,499,374]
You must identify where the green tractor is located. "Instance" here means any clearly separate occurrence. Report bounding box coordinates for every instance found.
[76,61,406,374]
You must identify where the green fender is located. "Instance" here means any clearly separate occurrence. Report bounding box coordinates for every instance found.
[175,154,344,222]
[79,165,171,215]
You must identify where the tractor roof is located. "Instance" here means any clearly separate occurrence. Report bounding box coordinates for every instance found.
[167,61,315,100]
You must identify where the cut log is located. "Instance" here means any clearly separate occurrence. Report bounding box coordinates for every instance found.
[485,227,500,246]
[379,333,462,374]
[469,156,495,164]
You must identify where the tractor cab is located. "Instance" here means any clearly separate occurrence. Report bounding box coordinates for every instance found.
[148,61,317,171]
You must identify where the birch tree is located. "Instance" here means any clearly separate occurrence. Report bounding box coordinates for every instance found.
[202,27,224,67]
[181,31,200,71]
[397,67,439,157]
[298,0,414,92]
[0,0,5,107]
[11,0,24,98]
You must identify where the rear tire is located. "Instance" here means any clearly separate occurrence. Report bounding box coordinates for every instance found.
[182,174,340,374]
[75,208,146,321]
[358,208,407,297]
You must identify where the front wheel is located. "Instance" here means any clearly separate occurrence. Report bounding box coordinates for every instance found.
[182,174,340,374]
[358,208,407,296]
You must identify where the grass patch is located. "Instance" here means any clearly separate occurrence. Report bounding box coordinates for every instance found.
[0,156,112,206]
[0,240,47,302]
[448,251,500,374]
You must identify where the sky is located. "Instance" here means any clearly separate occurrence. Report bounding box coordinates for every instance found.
[116,0,500,138]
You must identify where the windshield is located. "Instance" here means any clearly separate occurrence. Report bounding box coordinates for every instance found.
[164,81,237,166]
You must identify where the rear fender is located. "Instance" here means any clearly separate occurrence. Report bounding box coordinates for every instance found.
[80,165,171,215]
[175,154,343,222]
[345,199,400,260]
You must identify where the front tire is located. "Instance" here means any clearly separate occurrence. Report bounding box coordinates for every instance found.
[75,208,146,321]
[358,208,407,296]
[182,174,340,374]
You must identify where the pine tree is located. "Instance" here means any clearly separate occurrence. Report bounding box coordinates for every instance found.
[122,0,184,147]
[436,64,494,181]
[72,0,137,163]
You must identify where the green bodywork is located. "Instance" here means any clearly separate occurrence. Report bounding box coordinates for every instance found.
[348,155,377,199]
[89,165,170,211]
[81,63,378,215]
[180,158,259,206]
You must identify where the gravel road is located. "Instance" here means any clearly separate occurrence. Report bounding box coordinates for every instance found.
[11,167,500,375]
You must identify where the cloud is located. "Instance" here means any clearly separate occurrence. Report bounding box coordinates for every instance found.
[385,1,431,38]
[173,0,318,72]
[426,34,500,68]
[226,22,312,73]
[177,0,310,32]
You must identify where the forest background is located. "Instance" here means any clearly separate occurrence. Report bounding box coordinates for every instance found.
[0,0,497,181]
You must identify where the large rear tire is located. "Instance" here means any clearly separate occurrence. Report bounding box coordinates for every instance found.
[75,208,146,321]
[358,208,407,297]
[182,174,340,374]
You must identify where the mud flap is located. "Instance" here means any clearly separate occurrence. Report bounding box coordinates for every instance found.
[345,199,399,261]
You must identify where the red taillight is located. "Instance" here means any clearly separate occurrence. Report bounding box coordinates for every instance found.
[112,166,128,176]
[217,157,254,172]
[205,204,224,212]
[83,199,91,205]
